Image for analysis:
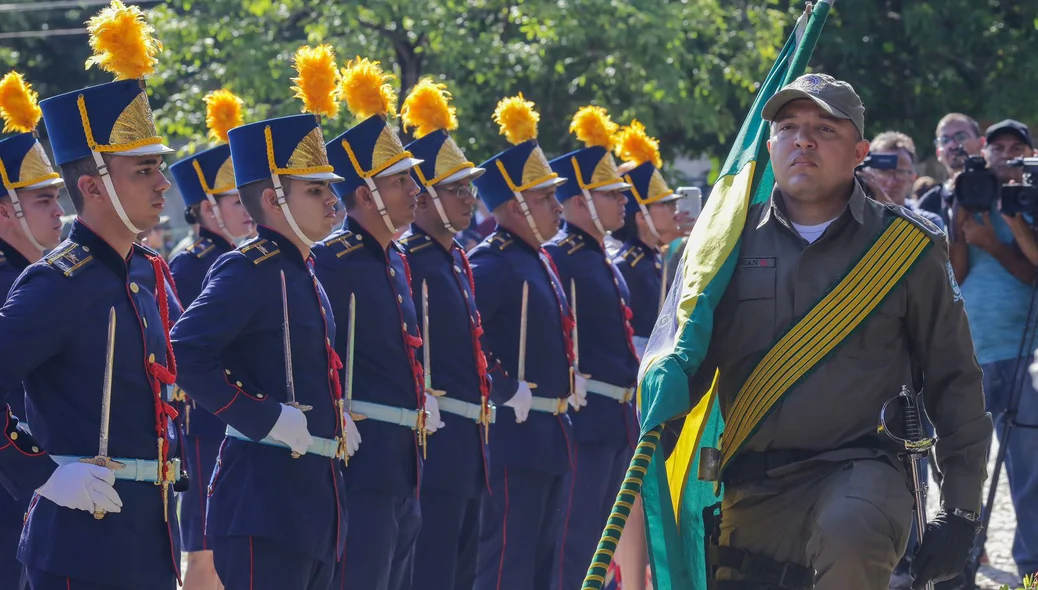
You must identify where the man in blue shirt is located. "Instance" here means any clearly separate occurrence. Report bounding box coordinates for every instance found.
[949,119,1038,579]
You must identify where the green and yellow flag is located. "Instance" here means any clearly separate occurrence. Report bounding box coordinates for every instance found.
[581,2,834,588]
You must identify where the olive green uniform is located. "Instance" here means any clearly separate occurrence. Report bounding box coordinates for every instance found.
[697,182,993,589]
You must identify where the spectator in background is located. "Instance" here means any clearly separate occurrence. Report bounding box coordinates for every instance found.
[913,176,937,203]
[949,119,1038,581]
[918,113,985,226]
[861,131,946,231]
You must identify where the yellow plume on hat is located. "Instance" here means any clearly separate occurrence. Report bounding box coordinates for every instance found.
[401,79,457,139]
[570,105,618,151]
[614,120,662,169]
[204,89,244,144]
[338,57,398,121]
[493,93,539,146]
[291,45,341,119]
[84,0,162,80]
[0,71,42,134]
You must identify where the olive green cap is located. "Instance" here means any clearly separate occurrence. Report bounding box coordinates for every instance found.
[762,73,865,137]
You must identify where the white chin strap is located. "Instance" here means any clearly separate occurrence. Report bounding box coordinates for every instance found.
[205,193,247,243]
[512,190,545,245]
[5,187,47,253]
[638,202,662,241]
[271,172,314,247]
[363,176,398,234]
[90,149,144,235]
[580,188,607,236]
[425,185,457,234]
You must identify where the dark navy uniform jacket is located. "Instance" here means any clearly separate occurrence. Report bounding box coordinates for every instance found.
[468,227,573,475]
[0,220,181,588]
[312,217,423,498]
[400,224,490,498]
[171,225,347,563]
[545,224,639,448]
[0,237,29,420]
[613,237,663,340]
[0,237,31,557]
[169,226,235,441]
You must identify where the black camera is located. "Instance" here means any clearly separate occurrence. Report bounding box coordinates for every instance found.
[857,153,899,172]
[1001,157,1038,217]
[954,152,1038,216]
[953,155,1000,212]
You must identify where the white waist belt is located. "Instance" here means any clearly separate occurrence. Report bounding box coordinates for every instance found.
[225,426,341,458]
[349,400,423,429]
[438,396,496,423]
[52,455,182,483]
[586,379,635,403]
[529,396,569,415]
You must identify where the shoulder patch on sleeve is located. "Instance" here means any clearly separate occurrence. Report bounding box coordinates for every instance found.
[238,238,281,265]
[45,241,95,277]
[488,232,513,251]
[554,232,585,255]
[320,231,364,259]
[945,260,963,302]
[188,237,216,258]
[885,203,945,242]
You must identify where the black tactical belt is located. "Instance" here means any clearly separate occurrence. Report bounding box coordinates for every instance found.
[722,434,893,486]
[707,546,814,590]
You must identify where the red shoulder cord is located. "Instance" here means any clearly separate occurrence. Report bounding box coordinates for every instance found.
[146,254,180,479]
[607,262,641,361]
[397,252,425,407]
[540,249,576,367]
[458,250,491,405]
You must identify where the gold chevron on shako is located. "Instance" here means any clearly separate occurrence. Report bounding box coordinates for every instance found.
[19,142,59,186]
[521,146,554,188]
[213,156,237,194]
[287,127,331,171]
[108,92,160,146]
[371,124,406,173]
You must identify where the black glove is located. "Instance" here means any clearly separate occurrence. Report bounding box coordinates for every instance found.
[910,510,979,590]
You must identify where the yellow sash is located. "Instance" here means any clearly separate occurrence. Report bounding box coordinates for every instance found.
[720,217,931,471]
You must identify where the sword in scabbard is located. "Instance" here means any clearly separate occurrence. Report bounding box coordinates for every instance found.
[517,281,536,391]
[422,280,445,399]
[568,279,581,410]
[80,306,125,520]
[346,292,358,420]
[281,270,311,459]
[879,385,936,590]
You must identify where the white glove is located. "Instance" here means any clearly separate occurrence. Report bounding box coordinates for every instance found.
[506,381,534,424]
[1031,348,1038,391]
[423,393,445,434]
[37,462,122,515]
[569,372,589,409]
[342,411,361,458]
[267,403,313,456]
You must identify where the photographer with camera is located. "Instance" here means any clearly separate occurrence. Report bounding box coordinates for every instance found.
[949,119,1038,581]
[918,114,985,225]
[859,131,945,231]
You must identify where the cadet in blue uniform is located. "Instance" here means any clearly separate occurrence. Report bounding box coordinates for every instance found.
[0,4,185,586]
[545,106,640,590]
[167,88,255,589]
[611,121,681,356]
[171,45,356,590]
[399,79,494,590]
[0,71,67,590]
[469,94,575,590]
[313,57,433,590]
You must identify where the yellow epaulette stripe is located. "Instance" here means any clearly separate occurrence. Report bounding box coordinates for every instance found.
[335,244,364,258]
[240,240,268,253]
[62,255,94,276]
[251,250,279,265]
[408,241,433,254]
[629,252,644,267]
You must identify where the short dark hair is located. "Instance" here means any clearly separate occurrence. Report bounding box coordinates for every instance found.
[237,176,294,225]
[341,184,360,211]
[59,156,104,214]
[936,113,980,138]
[870,131,917,163]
